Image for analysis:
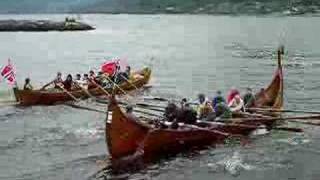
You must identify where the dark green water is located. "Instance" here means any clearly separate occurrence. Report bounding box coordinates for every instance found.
[0,14,319,180]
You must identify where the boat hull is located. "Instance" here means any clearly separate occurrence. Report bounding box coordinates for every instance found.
[14,67,151,106]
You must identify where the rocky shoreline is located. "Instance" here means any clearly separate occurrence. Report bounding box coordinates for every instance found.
[0,20,94,32]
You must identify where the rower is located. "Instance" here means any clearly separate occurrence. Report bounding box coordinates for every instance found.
[63,74,74,91]
[126,105,137,120]
[23,78,33,90]
[82,74,89,81]
[195,93,207,118]
[41,72,63,90]
[75,74,81,82]
[164,102,178,122]
[215,102,232,121]
[212,90,225,109]
[228,94,245,112]
[243,87,256,108]
[199,101,213,119]
[89,70,96,82]
[177,105,197,125]
[227,88,240,104]
[125,66,131,79]
[180,98,188,109]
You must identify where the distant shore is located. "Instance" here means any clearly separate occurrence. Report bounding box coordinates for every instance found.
[0,19,94,32]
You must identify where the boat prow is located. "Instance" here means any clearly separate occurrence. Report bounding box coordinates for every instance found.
[254,48,284,110]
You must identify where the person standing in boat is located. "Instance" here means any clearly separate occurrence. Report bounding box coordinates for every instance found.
[212,90,226,109]
[243,87,256,108]
[23,78,33,90]
[228,94,245,112]
[41,72,63,90]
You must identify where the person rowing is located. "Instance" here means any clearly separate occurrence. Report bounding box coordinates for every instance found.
[227,88,240,104]
[243,87,256,108]
[215,102,232,121]
[212,90,225,109]
[62,74,74,91]
[23,78,33,90]
[199,101,213,119]
[41,72,63,90]
[228,94,245,112]
[89,70,96,81]
[116,65,131,84]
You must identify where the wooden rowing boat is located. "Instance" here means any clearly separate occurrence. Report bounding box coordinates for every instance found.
[13,67,151,106]
[106,98,231,163]
[106,49,284,164]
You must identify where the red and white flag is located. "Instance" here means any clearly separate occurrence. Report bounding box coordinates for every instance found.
[101,61,117,76]
[1,59,16,86]
[101,58,128,75]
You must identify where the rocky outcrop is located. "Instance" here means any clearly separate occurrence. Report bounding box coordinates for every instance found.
[0,20,95,32]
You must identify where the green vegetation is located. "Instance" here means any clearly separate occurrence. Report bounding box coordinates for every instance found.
[1,0,320,15]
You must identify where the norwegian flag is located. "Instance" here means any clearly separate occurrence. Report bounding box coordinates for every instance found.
[1,59,16,86]
[101,61,117,76]
[101,58,128,75]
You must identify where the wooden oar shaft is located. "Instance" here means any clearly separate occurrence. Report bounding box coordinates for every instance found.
[66,101,162,118]
[221,114,320,122]
[90,80,111,96]
[248,107,320,115]
[106,76,127,94]
[57,84,80,102]
[273,127,303,133]
[120,74,139,90]
[75,82,95,99]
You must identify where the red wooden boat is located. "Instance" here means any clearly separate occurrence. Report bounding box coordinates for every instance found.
[105,49,284,165]
[106,98,230,163]
[13,67,151,106]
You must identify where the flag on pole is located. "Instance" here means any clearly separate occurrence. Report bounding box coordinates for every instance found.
[101,61,117,76]
[1,59,16,86]
[101,58,128,75]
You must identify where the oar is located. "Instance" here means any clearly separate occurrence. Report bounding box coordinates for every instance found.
[120,74,139,91]
[66,100,163,118]
[66,103,106,113]
[74,81,96,99]
[0,100,19,107]
[248,107,320,115]
[89,79,111,96]
[272,127,303,133]
[290,120,320,126]
[105,76,127,95]
[135,102,167,109]
[220,114,320,123]
[57,84,80,102]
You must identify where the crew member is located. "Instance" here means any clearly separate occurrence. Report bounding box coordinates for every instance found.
[63,74,74,91]
[23,78,33,90]
[228,95,245,112]
[41,72,63,90]
[243,87,255,108]
[212,90,226,109]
